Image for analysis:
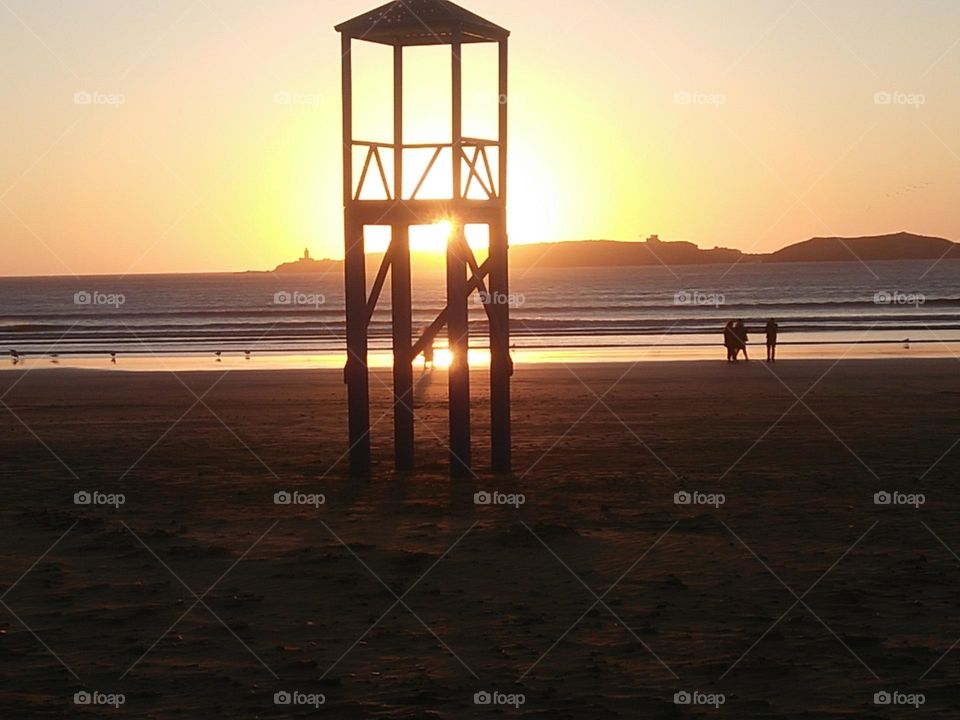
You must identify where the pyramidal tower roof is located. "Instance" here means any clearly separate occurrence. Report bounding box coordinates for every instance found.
[336,0,509,45]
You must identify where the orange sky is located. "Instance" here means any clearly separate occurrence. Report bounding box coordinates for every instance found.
[1,0,959,276]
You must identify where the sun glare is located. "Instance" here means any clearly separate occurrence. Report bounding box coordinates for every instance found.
[364,220,491,256]
[431,347,454,369]
[411,220,453,253]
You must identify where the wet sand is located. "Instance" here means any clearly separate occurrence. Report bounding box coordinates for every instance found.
[1,359,960,718]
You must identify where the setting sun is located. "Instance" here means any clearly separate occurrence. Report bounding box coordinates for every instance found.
[412,220,453,253]
[364,220,491,255]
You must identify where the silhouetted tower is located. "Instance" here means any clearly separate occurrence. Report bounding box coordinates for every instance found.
[336,1,512,477]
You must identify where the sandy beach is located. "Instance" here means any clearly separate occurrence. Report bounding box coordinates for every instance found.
[2,359,960,718]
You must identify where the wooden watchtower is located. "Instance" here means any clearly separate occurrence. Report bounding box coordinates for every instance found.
[335,0,512,477]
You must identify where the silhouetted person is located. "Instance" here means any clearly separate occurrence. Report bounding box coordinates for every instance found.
[423,337,435,372]
[723,321,737,363]
[765,318,779,362]
[734,319,749,361]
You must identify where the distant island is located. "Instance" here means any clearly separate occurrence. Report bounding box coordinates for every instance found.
[272,247,340,273]
[264,232,959,272]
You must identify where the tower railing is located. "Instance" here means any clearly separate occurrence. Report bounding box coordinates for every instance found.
[352,139,502,201]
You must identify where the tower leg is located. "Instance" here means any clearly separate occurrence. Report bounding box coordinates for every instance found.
[447,225,471,476]
[489,216,512,472]
[391,224,414,471]
[344,217,370,475]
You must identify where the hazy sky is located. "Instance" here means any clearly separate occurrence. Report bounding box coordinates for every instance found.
[1,0,959,276]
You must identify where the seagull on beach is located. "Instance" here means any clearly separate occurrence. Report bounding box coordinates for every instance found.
[903,338,910,350]
[109,352,117,364]
[215,351,222,362]
[244,350,251,359]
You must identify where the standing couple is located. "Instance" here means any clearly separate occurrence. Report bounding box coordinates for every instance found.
[723,320,750,362]
[724,319,779,363]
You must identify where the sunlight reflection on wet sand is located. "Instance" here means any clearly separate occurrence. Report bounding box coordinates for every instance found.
[2,341,957,372]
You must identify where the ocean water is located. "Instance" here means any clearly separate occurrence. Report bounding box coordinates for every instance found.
[1,258,959,370]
